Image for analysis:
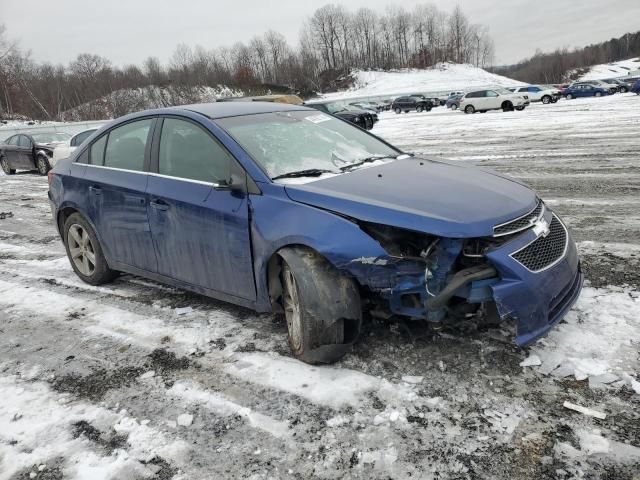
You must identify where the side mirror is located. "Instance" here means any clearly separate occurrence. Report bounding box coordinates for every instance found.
[213,173,245,192]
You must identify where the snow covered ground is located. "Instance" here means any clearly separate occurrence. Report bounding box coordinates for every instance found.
[1,93,639,479]
[322,63,525,101]
[576,57,640,81]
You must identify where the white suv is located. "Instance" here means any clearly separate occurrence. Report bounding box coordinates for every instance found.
[513,85,560,104]
[459,88,529,114]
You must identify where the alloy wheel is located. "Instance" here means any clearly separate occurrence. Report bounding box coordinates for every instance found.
[282,267,303,352]
[1,157,10,174]
[37,156,48,175]
[68,224,96,276]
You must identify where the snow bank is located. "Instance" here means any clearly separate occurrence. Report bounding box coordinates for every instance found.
[576,57,640,81]
[322,63,525,101]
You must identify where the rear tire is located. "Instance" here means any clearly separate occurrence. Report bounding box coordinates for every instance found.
[1,156,15,175]
[566,94,573,100]
[464,105,475,114]
[63,213,117,286]
[502,102,514,112]
[620,87,628,93]
[416,105,424,113]
[595,92,602,97]
[515,106,525,111]
[278,247,361,364]
[36,154,50,176]
[450,104,458,111]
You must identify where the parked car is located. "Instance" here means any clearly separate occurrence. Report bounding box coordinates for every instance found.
[446,93,464,110]
[0,131,71,175]
[344,105,379,125]
[513,85,561,104]
[391,96,432,113]
[459,88,529,114]
[49,102,582,364]
[631,79,640,94]
[305,101,375,130]
[51,129,99,166]
[411,94,439,108]
[602,78,633,93]
[350,101,384,113]
[563,83,611,99]
[577,80,618,94]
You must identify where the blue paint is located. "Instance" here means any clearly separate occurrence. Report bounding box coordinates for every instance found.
[49,102,582,347]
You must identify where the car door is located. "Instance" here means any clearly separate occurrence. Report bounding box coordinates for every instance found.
[2,135,20,168]
[83,117,158,273]
[146,116,255,301]
[484,90,499,109]
[16,135,35,169]
[528,86,541,101]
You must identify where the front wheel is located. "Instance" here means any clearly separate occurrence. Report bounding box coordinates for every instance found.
[63,213,117,285]
[515,106,525,111]
[566,94,573,100]
[620,87,628,93]
[464,105,475,114]
[0,156,15,175]
[541,95,551,104]
[595,92,602,97]
[278,248,361,364]
[36,154,50,176]
[416,105,424,113]
[394,107,401,114]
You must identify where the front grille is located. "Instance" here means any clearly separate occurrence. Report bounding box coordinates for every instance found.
[511,215,568,272]
[494,200,544,237]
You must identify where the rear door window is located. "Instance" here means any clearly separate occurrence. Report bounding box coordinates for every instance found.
[158,118,232,183]
[18,135,32,148]
[103,119,153,171]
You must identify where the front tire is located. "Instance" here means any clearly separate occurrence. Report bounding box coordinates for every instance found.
[502,102,514,112]
[36,154,50,176]
[416,105,424,113]
[566,94,573,100]
[542,95,551,104]
[1,156,15,175]
[394,107,401,114]
[595,92,602,97]
[278,248,361,364]
[515,106,525,111]
[63,213,117,286]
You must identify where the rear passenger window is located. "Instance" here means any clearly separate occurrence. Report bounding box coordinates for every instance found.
[90,135,107,166]
[103,119,152,171]
[19,136,32,148]
[158,118,232,183]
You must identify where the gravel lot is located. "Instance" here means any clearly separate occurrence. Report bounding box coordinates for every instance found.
[1,94,639,479]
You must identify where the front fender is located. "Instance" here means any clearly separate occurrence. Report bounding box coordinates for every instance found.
[250,183,392,311]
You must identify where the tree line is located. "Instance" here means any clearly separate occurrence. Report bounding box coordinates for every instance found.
[492,31,640,84]
[0,3,494,121]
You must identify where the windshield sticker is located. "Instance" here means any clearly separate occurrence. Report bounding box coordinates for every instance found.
[306,114,332,124]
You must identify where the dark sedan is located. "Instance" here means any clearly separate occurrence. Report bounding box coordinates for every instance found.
[392,96,432,113]
[305,102,375,130]
[1,131,71,175]
[48,102,582,364]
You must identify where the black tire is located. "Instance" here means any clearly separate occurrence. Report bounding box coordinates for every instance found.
[620,87,628,93]
[515,106,525,111]
[480,110,487,113]
[416,105,424,113]
[36,154,50,176]
[502,102,514,112]
[404,110,409,113]
[426,106,432,112]
[63,213,117,286]
[394,107,401,114]
[464,105,475,114]
[595,92,602,97]
[541,95,551,104]
[450,104,458,111]
[278,247,361,364]
[1,156,15,175]
[566,94,573,100]
[551,98,558,103]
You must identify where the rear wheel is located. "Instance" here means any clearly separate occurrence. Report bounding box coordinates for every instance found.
[416,105,424,113]
[450,104,458,111]
[464,105,475,114]
[502,101,514,112]
[515,106,525,111]
[595,92,602,97]
[1,156,15,175]
[63,213,117,285]
[566,93,573,100]
[36,154,50,176]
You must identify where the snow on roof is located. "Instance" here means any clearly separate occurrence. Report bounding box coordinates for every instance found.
[320,63,525,102]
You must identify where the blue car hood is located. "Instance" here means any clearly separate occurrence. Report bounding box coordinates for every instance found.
[283,158,537,238]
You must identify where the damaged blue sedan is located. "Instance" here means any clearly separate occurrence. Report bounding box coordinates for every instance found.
[48,102,583,364]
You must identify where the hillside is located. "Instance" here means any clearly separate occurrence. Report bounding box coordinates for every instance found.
[321,63,524,101]
[60,85,243,121]
[575,57,640,80]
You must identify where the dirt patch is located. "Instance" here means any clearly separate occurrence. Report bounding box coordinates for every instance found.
[147,348,190,372]
[52,366,143,401]
[71,420,128,454]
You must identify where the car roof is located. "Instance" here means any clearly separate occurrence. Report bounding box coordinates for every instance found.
[169,101,312,119]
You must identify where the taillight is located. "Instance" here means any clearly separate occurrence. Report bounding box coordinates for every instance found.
[460,98,465,103]
[47,170,54,185]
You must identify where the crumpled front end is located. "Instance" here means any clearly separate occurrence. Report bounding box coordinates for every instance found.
[343,201,582,346]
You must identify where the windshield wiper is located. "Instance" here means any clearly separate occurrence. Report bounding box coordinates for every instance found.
[272,168,336,180]
[339,155,395,172]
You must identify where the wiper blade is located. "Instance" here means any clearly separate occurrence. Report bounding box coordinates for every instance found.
[272,168,336,180]
[339,155,395,172]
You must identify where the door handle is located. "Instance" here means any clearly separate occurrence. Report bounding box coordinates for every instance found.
[149,199,169,211]
[89,186,102,195]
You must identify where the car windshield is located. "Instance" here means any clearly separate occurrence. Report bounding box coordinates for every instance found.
[30,132,72,143]
[217,110,400,179]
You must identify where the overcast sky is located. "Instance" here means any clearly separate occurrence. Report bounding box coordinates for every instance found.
[2,0,639,67]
